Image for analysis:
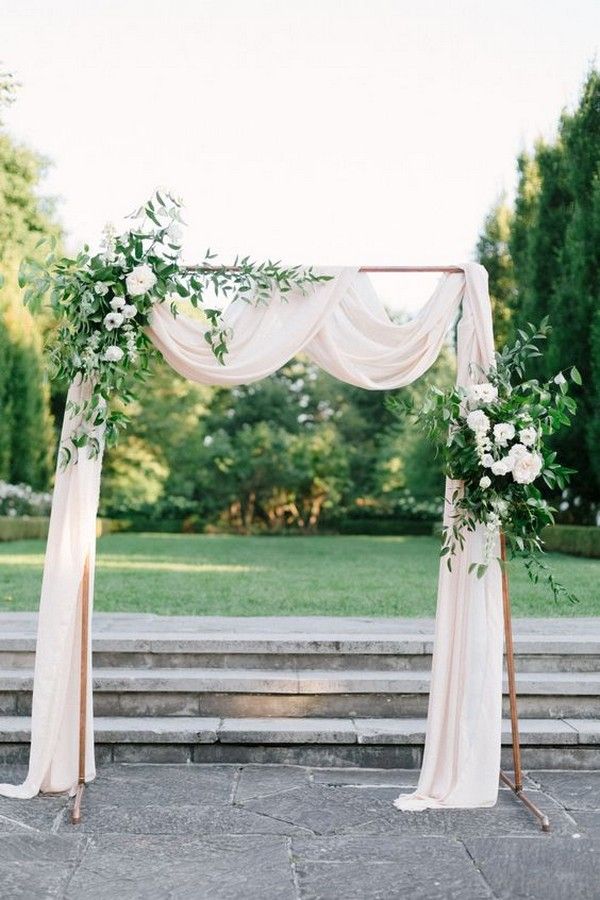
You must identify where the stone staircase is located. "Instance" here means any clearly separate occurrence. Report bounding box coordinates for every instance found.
[1,614,599,768]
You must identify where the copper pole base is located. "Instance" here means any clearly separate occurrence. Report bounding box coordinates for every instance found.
[71,782,85,825]
[500,770,550,832]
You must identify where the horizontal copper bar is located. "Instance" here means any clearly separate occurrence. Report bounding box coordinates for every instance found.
[359,266,463,273]
[184,265,463,274]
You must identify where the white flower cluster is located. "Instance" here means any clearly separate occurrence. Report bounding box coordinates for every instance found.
[0,481,52,517]
[95,265,153,365]
[465,382,543,486]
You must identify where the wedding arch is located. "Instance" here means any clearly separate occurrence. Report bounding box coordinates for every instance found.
[0,260,546,828]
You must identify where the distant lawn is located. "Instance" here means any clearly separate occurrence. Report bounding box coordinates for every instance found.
[0,533,597,617]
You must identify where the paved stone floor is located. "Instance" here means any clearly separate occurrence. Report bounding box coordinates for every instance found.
[0,765,599,898]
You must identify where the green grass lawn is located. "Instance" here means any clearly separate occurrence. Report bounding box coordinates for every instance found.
[0,533,597,617]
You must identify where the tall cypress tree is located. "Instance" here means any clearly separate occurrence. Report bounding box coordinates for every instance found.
[475,195,516,347]
[478,69,600,521]
[549,71,600,513]
[0,72,58,489]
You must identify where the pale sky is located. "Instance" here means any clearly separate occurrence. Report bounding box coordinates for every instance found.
[3,0,599,310]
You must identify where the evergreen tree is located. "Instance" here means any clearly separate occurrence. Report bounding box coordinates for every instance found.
[0,71,58,488]
[549,71,600,513]
[475,195,516,347]
[479,69,600,520]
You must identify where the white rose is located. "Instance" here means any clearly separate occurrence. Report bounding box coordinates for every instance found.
[508,443,528,462]
[122,304,137,319]
[519,426,537,447]
[466,410,490,433]
[481,453,494,468]
[104,312,124,331]
[491,458,512,476]
[110,297,126,311]
[512,451,543,485]
[479,476,491,489]
[468,382,498,406]
[102,345,124,363]
[493,422,516,447]
[125,264,157,297]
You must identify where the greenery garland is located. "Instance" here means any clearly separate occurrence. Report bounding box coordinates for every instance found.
[19,190,330,465]
[387,321,580,602]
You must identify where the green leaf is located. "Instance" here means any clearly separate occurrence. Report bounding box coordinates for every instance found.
[570,366,582,385]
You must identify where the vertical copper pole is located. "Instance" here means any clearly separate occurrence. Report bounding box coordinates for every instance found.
[500,532,523,790]
[499,532,550,831]
[71,554,90,825]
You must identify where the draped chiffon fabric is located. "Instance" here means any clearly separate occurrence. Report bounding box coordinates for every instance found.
[0,262,503,809]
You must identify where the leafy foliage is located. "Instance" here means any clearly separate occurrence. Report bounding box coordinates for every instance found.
[0,71,58,489]
[388,322,580,602]
[478,69,600,521]
[19,190,331,465]
[475,196,517,347]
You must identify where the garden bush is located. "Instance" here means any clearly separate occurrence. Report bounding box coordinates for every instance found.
[0,516,49,541]
[0,517,122,542]
[335,517,436,536]
[542,525,600,558]
[0,481,52,517]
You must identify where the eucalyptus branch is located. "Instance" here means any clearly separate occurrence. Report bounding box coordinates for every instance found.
[19,189,332,462]
[387,324,580,603]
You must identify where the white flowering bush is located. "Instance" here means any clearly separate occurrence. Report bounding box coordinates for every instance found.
[392,490,445,521]
[19,190,329,465]
[0,481,52,517]
[388,321,580,602]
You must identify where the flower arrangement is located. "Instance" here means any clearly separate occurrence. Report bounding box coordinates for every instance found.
[19,189,329,465]
[0,481,52,517]
[387,321,580,602]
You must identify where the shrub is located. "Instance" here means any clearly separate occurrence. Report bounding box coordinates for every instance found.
[0,481,52,517]
[0,516,49,540]
[336,517,436,536]
[542,525,600,558]
[0,516,123,541]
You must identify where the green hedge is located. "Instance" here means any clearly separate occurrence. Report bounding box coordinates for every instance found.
[0,517,49,541]
[542,525,600,558]
[113,516,186,534]
[0,517,122,542]
[336,518,437,536]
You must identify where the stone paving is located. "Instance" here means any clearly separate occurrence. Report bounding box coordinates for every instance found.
[0,764,599,898]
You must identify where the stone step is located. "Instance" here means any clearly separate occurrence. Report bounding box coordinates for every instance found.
[1,716,598,769]
[3,666,600,694]
[1,631,600,672]
[2,668,600,718]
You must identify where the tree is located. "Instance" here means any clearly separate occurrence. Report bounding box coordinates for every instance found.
[478,68,600,520]
[100,436,169,515]
[191,361,353,530]
[476,195,516,347]
[0,70,58,488]
[373,347,455,503]
[548,71,600,513]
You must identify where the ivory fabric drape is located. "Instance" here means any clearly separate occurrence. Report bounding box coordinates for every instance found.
[0,262,503,809]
